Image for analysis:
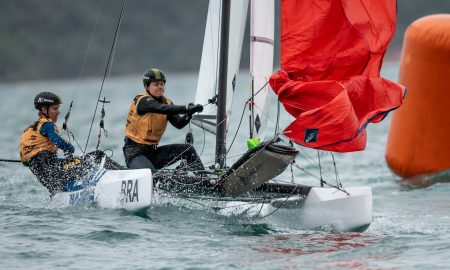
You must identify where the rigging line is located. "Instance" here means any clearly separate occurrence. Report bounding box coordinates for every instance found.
[288,162,342,191]
[160,193,271,211]
[274,134,339,184]
[206,194,276,209]
[182,198,220,210]
[273,134,338,183]
[318,150,323,187]
[297,147,340,184]
[66,129,84,153]
[248,106,338,183]
[95,97,110,151]
[226,101,248,154]
[200,151,248,167]
[248,80,270,138]
[246,80,270,137]
[178,149,234,172]
[289,160,348,193]
[166,112,229,172]
[200,119,206,156]
[155,190,273,211]
[330,152,342,188]
[83,0,127,153]
[169,149,249,173]
[259,185,303,219]
[292,150,340,185]
[216,138,275,186]
[191,150,250,170]
[156,109,249,174]
[253,201,267,217]
[250,80,269,99]
[295,144,322,167]
[244,95,280,141]
[274,99,280,138]
[74,0,105,97]
[171,148,231,174]
[245,101,281,144]
[290,160,295,184]
[186,119,256,168]
[157,191,219,209]
[63,0,105,142]
[242,97,280,139]
[152,144,198,177]
[196,112,207,157]
[318,153,342,185]
[265,134,344,190]
[218,199,273,209]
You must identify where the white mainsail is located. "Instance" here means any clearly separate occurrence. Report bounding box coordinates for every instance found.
[250,0,274,141]
[194,0,248,134]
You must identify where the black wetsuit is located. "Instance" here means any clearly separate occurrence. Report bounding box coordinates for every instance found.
[123,96,204,173]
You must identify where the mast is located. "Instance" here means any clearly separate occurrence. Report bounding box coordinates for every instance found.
[215,0,230,168]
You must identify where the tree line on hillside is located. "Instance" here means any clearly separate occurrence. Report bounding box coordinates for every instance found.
[0,0,448,82]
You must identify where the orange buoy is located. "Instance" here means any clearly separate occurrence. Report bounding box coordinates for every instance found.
[386,14,450,178]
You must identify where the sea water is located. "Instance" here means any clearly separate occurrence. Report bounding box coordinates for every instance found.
[1,64,449,269]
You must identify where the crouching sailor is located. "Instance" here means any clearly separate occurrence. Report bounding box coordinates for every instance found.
[19,92,94,195]
[123,68,205,173]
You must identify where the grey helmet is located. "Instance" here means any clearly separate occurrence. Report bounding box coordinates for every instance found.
[143,68,166,86]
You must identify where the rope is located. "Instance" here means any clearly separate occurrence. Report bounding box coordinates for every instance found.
[226,102,248,154]
[63,0,105,153]
[84,0,127,153]
[226,80,269,155]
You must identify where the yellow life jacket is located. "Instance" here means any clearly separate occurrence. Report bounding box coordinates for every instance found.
[19,118,60,164]
[124,92,173,145]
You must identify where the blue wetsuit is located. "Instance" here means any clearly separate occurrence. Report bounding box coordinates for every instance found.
[26,122,82,194]
[40,122,74,154]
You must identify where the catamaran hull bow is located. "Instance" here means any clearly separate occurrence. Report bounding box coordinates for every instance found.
[50,169,153,211]
[154,184,372,232]
[264,187,372,232]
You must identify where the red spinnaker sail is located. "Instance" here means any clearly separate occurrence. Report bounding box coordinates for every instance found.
[269,0,406,152]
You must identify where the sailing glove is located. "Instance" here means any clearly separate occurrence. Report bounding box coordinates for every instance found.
[187,104,204,115]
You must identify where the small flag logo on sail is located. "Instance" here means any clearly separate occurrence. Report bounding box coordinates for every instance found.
[304,129,319,143]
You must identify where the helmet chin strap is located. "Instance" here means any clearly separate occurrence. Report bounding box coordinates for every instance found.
[146,88,161,100]
[40,106,50,119]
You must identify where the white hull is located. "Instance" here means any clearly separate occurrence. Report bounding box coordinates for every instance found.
[154,186,372,232]
[50,168,153,212]
[263,187,372,232]
[50,166,371,231]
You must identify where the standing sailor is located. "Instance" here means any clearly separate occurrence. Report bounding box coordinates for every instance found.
[19,92,94,194]
[123,68,205,173]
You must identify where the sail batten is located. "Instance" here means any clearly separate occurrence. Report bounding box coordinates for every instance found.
[270,0,405,152]
[251,36,274,45]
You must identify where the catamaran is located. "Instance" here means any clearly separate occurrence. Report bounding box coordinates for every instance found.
[51,0,405,232]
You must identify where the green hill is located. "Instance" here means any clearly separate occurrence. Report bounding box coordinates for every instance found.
[0,0,448,82]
